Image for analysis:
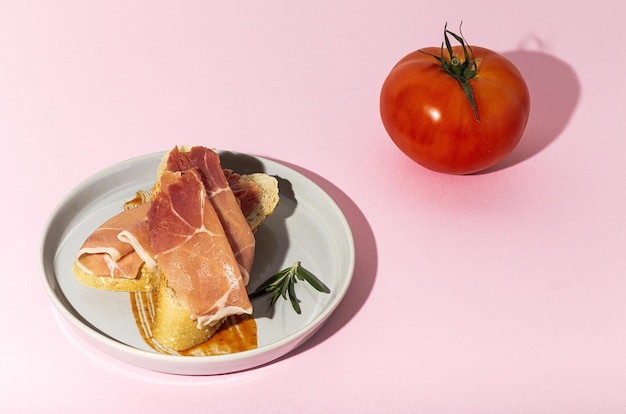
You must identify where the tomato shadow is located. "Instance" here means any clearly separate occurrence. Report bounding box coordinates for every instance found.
[479,48,581,173]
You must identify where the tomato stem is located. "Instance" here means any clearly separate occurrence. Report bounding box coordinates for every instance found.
[420,23,480,121]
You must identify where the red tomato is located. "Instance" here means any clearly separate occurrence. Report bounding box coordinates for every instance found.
[380,28,530,174]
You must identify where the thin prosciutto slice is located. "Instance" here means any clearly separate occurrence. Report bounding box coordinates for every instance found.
[148,169,252,326]
[75,202,155,279]
[166,146,256,285]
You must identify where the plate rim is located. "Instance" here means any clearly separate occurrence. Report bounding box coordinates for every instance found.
[39,150,355,375]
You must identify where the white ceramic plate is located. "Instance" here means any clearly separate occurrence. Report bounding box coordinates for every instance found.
[39,150,355,375]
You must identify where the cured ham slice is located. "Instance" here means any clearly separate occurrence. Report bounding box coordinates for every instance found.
[166,146,256,285]
[75,202,154,279]
[148,169,252,326]
[223,169,261,218]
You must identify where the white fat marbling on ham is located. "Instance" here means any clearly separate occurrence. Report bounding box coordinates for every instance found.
[117,221,156,272]
[148,169,252,325]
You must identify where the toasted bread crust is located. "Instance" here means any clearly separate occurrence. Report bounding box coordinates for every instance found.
[72,262,159,292]
[152,270,224,351]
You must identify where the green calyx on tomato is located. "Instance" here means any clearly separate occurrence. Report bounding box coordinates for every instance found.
[419,23,480,121]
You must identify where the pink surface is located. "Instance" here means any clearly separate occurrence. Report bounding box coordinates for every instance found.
[2,1,625,412]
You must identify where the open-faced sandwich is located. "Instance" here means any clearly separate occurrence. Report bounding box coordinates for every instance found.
[72,145,280,351]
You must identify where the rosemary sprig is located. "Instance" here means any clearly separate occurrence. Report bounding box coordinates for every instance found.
[248,261,331,314]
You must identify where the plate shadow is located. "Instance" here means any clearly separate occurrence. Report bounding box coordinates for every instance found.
[262,159,378,360]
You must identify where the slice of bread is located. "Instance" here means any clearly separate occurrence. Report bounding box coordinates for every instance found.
[240,173,280,232]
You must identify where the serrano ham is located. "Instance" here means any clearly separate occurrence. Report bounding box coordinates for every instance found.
[148,169,252,326]
[165,146,256,285]
[73,149,264,286]
[75,202,154,279]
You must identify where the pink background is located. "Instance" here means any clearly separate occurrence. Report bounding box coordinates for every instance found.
[2,1,625,412]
